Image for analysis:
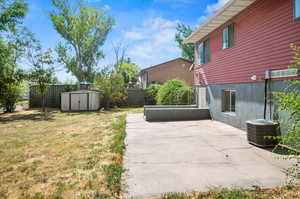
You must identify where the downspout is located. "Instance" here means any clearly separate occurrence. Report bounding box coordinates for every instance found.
[263,79,268,120]
[264,70,271,120]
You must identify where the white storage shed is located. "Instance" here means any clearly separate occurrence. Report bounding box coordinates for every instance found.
[61,90,100,111]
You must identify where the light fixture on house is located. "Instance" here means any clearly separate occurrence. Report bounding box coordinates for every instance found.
[250,75,257,81]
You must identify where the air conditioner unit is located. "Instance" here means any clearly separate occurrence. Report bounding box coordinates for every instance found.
[246,119,279,148]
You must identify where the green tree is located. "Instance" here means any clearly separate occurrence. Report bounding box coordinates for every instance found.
[175,23,194,61]
[49,0,114,82]
[28,43,56,113]
[0,0,28,112]
[0,35,29,112]
[0,34,29,112]
[95,66,126,109]
[272,44,300,183]
[117,61,140,87]
[0,0,28,32]
[157,80,191,105]
[0,42,26,112]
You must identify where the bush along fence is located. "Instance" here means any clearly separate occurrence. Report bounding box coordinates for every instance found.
[29,84,146,109]
[144,82,196,106]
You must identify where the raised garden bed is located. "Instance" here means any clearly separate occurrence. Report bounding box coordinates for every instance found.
[144,105,210,121]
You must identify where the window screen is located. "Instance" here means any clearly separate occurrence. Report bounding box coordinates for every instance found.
[222,27,229,49]
[222,24,234,49]
[198,39,210,64]
[198,43,204,64]
[204,39,210,63]
[222,90,236,112]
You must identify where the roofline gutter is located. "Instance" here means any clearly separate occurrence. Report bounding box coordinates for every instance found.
[184,0,249,44]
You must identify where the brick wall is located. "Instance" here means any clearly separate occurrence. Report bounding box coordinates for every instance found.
[145,58,194,87]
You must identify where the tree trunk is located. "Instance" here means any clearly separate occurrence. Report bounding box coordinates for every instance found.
[4,98,15,113]
[105,98,111,110]
[42,93,46,113]
[5,103,15,113]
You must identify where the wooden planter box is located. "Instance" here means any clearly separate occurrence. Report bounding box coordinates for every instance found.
[246,119,279,148]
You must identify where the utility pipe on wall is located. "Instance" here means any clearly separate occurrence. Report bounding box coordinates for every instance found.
[264,70,271,120]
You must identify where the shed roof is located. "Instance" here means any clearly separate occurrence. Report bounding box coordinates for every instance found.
[62,90,99,94]
[184,0,257,44]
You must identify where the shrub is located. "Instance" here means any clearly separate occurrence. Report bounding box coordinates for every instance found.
[0,82,24,113]
[157,80,191,105]
[145,84,161,105]
[95,68,127,109]
[272,44,300,184]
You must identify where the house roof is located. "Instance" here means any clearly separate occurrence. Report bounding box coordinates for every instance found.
[140,58,193,75]
[184,0,257,44]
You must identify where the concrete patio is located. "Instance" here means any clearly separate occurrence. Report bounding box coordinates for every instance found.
[124,114,291,198]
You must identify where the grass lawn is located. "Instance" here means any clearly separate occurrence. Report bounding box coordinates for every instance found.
[157,186,300,199]
[0,108,142,199]
[15,100,29,106]
[1,108,300,199]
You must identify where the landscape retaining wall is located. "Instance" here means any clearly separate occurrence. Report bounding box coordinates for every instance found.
[144,106,211,121]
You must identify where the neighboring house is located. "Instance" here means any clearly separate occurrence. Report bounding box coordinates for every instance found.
[185,0,300,130]
[140,58,194,88]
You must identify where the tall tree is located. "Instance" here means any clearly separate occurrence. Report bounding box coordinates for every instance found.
[0,0,28,112]
[175,23,195,61]
[0,0,28,32]
[49,0,114,82]
[112,41,128,70]
[26,36,57,114]
[0,39,26,112]
[29,52,55,114]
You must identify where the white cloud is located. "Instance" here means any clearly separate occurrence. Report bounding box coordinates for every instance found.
[103,4,111,11]
[124,31,145,40]
[85,0,102,3]
[122,17,181,68]
[154,0,194,3]
[198,0,229,24]
[206,0,229,14]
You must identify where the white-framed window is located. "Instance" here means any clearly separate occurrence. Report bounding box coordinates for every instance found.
[198,39,210,64]
[295,0,300,19]
[222,24,235,49]
[222,89,236,113]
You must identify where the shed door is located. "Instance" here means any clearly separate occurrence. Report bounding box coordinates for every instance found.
[71,94,81,111]
[79,94,88,111]
[70,94,88,111]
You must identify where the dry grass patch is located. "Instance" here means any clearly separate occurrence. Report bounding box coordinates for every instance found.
[0,108,141,199]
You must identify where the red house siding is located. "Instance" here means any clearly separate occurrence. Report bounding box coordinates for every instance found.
[194,0,300,86]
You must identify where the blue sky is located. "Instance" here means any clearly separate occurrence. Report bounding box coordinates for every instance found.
[22,0,228,82]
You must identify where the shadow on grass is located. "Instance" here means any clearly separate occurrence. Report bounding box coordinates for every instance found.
[0,111,55,124]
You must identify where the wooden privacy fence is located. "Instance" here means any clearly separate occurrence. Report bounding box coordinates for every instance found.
[127,88,146,107]
[30,85,80,108]
[29,85,146,109]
